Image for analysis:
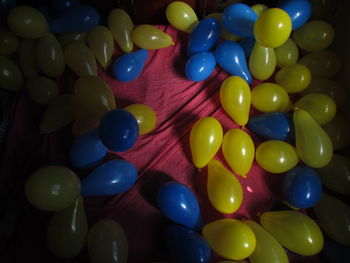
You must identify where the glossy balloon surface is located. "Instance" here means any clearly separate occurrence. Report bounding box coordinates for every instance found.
[274,38,299,67]
[108,8,133,53]
[166,1,198,33]
[124,104,157,135]
[88,25,114,68]
[277,0,312,30]
[185,52,216,81]
[249,42,276,80]
[26,76,59,105]
[132,25,173,50]
[0,55,23,91]
[275,64,311,94]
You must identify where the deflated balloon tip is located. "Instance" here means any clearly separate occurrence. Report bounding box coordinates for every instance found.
[171,42,175,46]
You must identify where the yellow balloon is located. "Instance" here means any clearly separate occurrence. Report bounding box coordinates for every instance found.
[0,27,18,56]
[249,42,276,80]
[18,39,39,78]
[251,83,290,113]
[254,8,292,48]
[190,117,223,168]
[166,1,198,33]
[293,109,333,168]
[207,159,243,214]
[203,219,256,260]
[244,220,289,263]
[274,38,299,67]
[275,64,311,94]
[251,4,268,16]
[72,114,100,137]
[206,13,240,41]
[220,76,251,126]
[88,26,114,69]
[57,32,87,47]
[322,114,350,150]
[124,104,157,135]
[0,55,23,91]
[108,9,134,53]
[222,129,255,177]
[132,25,173,50]
[26,76,59,105]
[260,211,324,256]
[293,20,334,52]
[256,140,298,173]
[314,194,350,246]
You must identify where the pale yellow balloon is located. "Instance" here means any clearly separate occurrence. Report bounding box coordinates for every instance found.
[26,76,59,105]
[0,27,18,56]
[322,114,350,150]
[275,64,311,94]
[72,115,100,137]
[88,25,114,68]
[18,39,39,78]
[249,42,276,80]
[132,25,173,50]
[251,4,268,16]
[166,1,198,33]
[206,13,240,41]
[0,55,23,91]
[274,38,299,67]
[57,32,87,47]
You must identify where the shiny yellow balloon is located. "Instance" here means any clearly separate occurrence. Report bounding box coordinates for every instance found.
[190,117,223,168]
[203,219,256,260]
[251,4,268,16]
[274,38,299,67]
[88,26,114,69]
[254,8,292,48]
[293,109,333,168]
[18,39,39,78]
[244,220,289,263]
[220,76,251,126]
[222,129,255,177]
[249,42,276,80]
[207,159,243,214]
[57,32,87,47]
[26,76,59,105]
[166,1,198,33]
[47,196,88,258]
[322,114,350,150]
[260,211,324,256]
[206,13,240,41]
[275,64,311,94]
[0,27,18,56]
[124,104,157,135]
[0,55,23,91]
[25,166,81,211]
[132,25,173,50]
[108,9,134,53]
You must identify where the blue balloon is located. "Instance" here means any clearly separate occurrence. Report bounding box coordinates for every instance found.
[69,129,107,169]
[166,224,212,263]
[99,109,139,152]
[277,0,312,30]
[112,49,148,82]
[81,159,137,196]
[239,37,255,58]
[185,52,216,82]
[215,40,252,84]
[157,182,203,231]
[187,18,221,56]
[282,165,322,209]
[49,5,100,33]
[50,0,80,16]
[222,3,258,37]
[321,238,350,263]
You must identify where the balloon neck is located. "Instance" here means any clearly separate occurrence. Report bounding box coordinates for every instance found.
[292,106,300,112]
[240,174,247,178]
[171,42,175,46]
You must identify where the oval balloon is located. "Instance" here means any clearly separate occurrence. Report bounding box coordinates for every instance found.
[249,42,276,80]
[124,104,157,135]
[274,38,299,67]
[185,52,216,81]
[239,37,255,58]
[275,64,311,94]
[0,55,23,91]
[251,4,268,16]
[0,27,18,55]
[26,76,59,105]
[108,8,133,53]
[277,0,312,30]
[206,13,241,41]
[18,39,39,78]
[323,114,350,150]
[132,25,173,50]
[166,1,198,33]
[57,32,87,47]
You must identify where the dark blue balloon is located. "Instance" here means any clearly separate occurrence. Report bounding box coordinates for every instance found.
[81,159,137,196]
[222,3,258,37]
[51,0,80,16]
[282,165,322,209]
[185,52,216,82]
[99,109,139,152]
[69,129,107,169]
[187,18,221,56]
[49,5,100,33]
[166,224,212,263]
[239,37,255,58]
[277,0,312,30]
[215,40,252,84]
[321,238,350,263]
[157,182,203,231]
[112,49,148,82]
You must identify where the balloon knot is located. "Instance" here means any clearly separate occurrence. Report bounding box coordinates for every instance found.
[292,106,300,112]
[171,42,175,46]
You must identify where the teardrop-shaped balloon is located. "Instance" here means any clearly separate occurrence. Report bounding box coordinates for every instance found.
[220,76,251,126]
[108,8,133,53]
[251,4,268,16]
[185,52,216,81]
[0,27,18,55]
[26,76,59,105]
[275,64,311,94]
[293,109,333,168]
[314,194,350,246]
[0,55,23,91]
[239,37,255,58]
[274,38,299,67]
[249,42,276,80]
[277,0,312,30]
[260,211,324,256]
[310,0,339,19]
[322,114,350,150]
[207,159,243,214]
[112,49,148,82]
[157,181,203,231]
[132,25,173,50]
[18,39,39,78]
[50,0,80,16]
[206,13,240,41]
[124,104,157,135]
[215,40,252,84]
[166,1,198,33]
[57,32,87,47]
[189,116,223,168]
[47,195,88,258]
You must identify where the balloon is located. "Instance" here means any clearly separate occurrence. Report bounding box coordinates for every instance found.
[239,37,255,58]
[314,194,350,246]
[277,0,311,30]
[203,219,256,260]
[249,42,276,80]
[321,238,350,263]
[293,109,333,168]
[254,8,292,48]
[88,219,128,263]
[47,195,87,258]
[222,3,258,37]
[87,25,114,68]
[185,52,216,81]
[26,76,59,105]
[251,4,268,16]
[244,220,289,263]
[64,41,97,77]
[260,211,324,256]
[309,0,339,19]
[50,0,80,16]
[189,117,223,168]
[207,159,243,214]
[25,166,81,211]
[323,114,350,150]
[166,1,198,33]
[0,55,23,91]
[49,5,100,33]
[124,104,157,135]
[98,109,139,152]
[132,25,173,50]
[40,94,75,133]
[187,18,221,56]
[112,49,148,82]
[251,83,290,113]
[0,27,18,55]
[166,224,212,263]
[157,181,203,231]
[215,41,252,84]
[274,38,299,67]
[72,114,99,137]
[18,39,39,78]
[275,64,311,94]
[57,32,87,47]
[108,9,134,53]
[206,13,240,41]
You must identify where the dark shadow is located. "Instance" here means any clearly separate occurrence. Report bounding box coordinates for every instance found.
[172,55,187,79]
